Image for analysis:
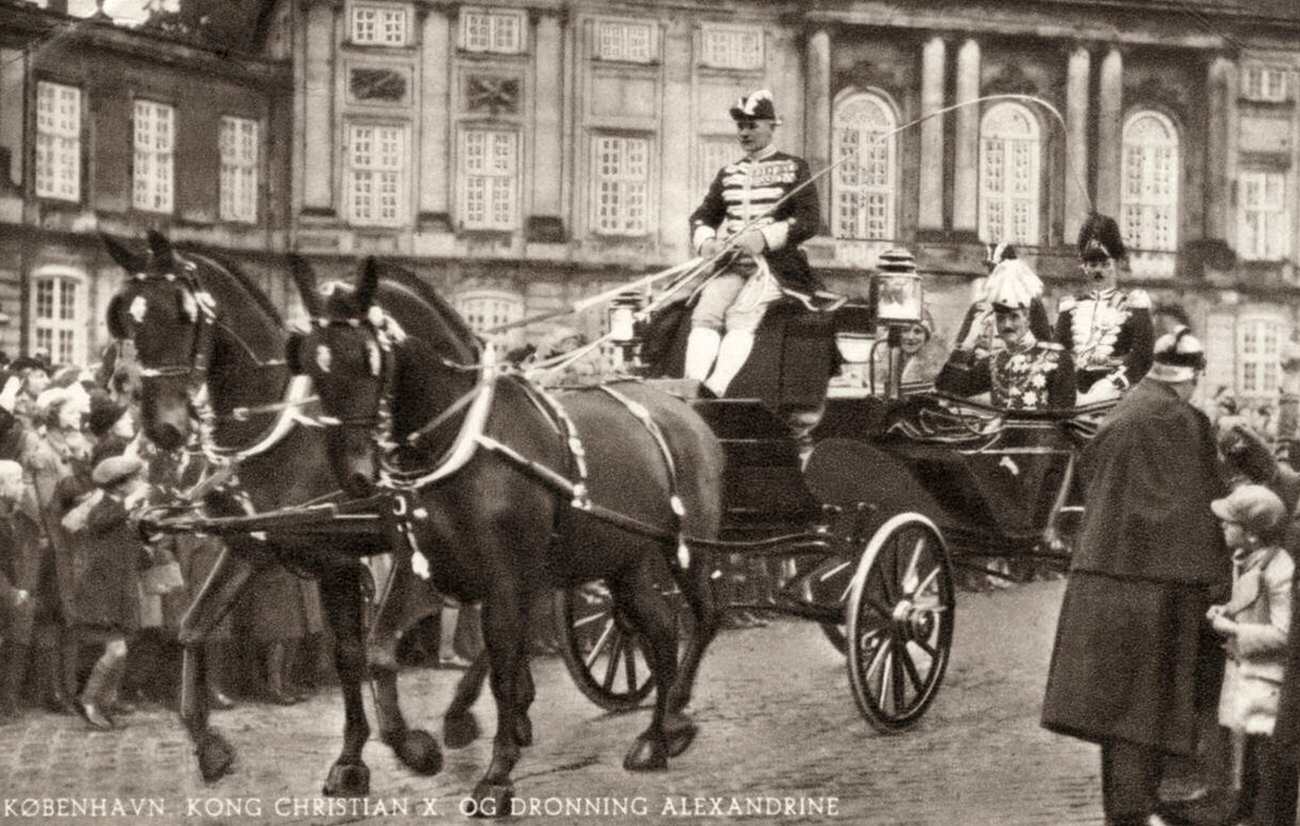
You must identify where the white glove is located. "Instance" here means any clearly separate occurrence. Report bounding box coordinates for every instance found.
[734,231,767,257]
[961,304,992,350]
[411,549,431,580]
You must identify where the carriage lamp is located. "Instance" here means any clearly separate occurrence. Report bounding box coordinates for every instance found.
[873,248,923,327]
[607,292,644,373]
[833,302,875,363]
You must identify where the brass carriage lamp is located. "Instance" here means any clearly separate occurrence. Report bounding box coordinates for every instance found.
[873,247,924,400]
[607,291,644,373]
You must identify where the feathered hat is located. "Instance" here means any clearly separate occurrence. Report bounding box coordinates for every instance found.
[984,259,1044,311]
[984,242,1018,273]
[1148,326,1206,383]
[729,90,781,123]
[1077,212,1127,263]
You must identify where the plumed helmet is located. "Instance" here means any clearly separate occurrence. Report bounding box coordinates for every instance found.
[985,259,1044,310]
[1148,325,1206,383]
[729,89,781,123]
[984,242,1018,273]
[1077,212,1127,263]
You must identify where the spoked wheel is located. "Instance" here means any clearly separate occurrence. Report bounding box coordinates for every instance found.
[846,513,955,732]
[554,574,683,712]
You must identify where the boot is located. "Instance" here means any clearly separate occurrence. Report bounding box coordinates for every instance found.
[35,644,76,715]
[0,642,29,719]
[205,642,235,710]
[704,329,755,398]
[78,653,118,731]
[264,642,300,706]
[684,328,721,384]
[60,632,82,710]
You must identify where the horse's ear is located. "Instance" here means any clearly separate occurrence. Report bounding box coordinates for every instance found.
[101,233,144,274]
[146,229,175,270]
[284,331,306,374]
[105,293,129,340]
[355,257,379,311]
[289,256,323,319]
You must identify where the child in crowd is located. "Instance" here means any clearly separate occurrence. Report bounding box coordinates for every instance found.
[1207,484,1298,826]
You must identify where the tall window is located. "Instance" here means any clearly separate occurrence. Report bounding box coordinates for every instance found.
[595,20,655,63]
[1239,171,1290,261]
[978,102,1041,245]
[1121,111,1179,252]
[35,81,81,202]
[592,135,648,236]
[460,9,524,54]
[1239,317,1283,402]
[346,123,407,226]
[351,4,407,46]
[455,290,524,360]
[219,116,258,223]
[832,92,897,240]
[1242,66,1288,103]
[133,100,174,213]
[699,25,763,70]
[697,137,736,197]
[460,129,518,230]
[31,269,85,366]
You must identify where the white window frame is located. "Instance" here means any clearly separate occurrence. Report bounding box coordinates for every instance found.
[455,289,525,360]
[459,8,526,55]
[35,81,81,202]
[698,24,764,71]
[459,128,519,230]
[132,99,174,214]
[219,116,258,223]
[345,122,409,227]
[351,4,408,46]
[594,19,657,64]
[29,266,87,367]
[1120,110,1179,253]
[978,102,1041,246]
[1237,316,1284,404]
[591,134,651,237]
[832,91,898,241]
[1238,170,1290,261]
[1242,65,1289,103]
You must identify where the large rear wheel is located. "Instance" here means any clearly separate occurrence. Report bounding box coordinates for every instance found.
[846,513,955,732]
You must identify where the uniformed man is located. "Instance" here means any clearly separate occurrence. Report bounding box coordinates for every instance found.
[1055,212,1155,404]
[684,89,822,398]
[936,260,1076,410]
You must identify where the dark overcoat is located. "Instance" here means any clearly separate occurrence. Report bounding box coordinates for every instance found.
[0,496,47,645]
[1042,379,1230,754]
[72,494,149,634]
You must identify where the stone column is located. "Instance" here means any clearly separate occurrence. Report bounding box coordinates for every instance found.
[1095,47,1123,219]
[805,27,832,227]
[418,5,451,228]
[1206,56,1238,244]
[953,39,981,234]
[1064,44,1091,244]
[918,35,946,232]
[301,0,336,213]
[527,10,564,241]
[0,48,23,187]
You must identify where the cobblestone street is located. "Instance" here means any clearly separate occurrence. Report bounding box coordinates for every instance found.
[0,580,1105,825]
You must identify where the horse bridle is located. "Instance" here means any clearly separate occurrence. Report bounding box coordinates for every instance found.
[118,260,217,390]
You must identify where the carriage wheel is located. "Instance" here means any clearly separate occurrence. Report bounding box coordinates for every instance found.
[846,513,955,733]
[553,574,683,712]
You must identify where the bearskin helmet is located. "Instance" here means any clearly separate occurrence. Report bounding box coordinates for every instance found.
[1077,212,1127,263]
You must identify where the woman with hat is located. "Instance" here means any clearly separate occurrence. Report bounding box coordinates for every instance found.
[1055,213,1156,404]
[72,454,151,729]
[683,89,823,398]
[936,261,1076,410]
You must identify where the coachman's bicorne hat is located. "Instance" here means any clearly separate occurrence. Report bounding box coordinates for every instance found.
[730,90,781,123]
[1147,326,1206,384]
[1077,212,1127,263]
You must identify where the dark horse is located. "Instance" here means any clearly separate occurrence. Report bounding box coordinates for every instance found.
[101,232,477,795]
[286,257,725,810]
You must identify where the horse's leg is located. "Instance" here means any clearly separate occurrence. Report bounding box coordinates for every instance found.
[609,562,681,771]
[372,665,443,775]
[469,592,527,816]
[319,564,378,797]
[513,654,535,747]
[664,547,720,753]
[443,650,487,749]
[176,546,258,783]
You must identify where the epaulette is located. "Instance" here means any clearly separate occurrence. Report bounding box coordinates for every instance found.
[1037,341,1065,352]
[1058,296,1077,312]
[1127,289,1151,309]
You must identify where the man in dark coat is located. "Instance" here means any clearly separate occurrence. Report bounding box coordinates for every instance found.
[0,459,40,719]
[1041,327,1229,826]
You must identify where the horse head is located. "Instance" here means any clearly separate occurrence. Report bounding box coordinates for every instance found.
[103,230,214,450]
[287,257,481,498]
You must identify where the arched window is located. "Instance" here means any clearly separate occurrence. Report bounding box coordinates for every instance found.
[831,91,897,240]
[978,102,1041,245]
[1121,111,1179,253]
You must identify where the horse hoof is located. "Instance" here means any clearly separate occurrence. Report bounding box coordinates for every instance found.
[383,728,443,776]
[444,712,481,749]
[195,731,235,783]
[322,761,370,797]
[665,720,698,758]
[623,736,668,772]
[513,714,533,748]
[468,782,514,818]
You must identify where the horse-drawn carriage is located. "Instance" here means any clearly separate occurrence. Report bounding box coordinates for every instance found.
[104,231,1106,807]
